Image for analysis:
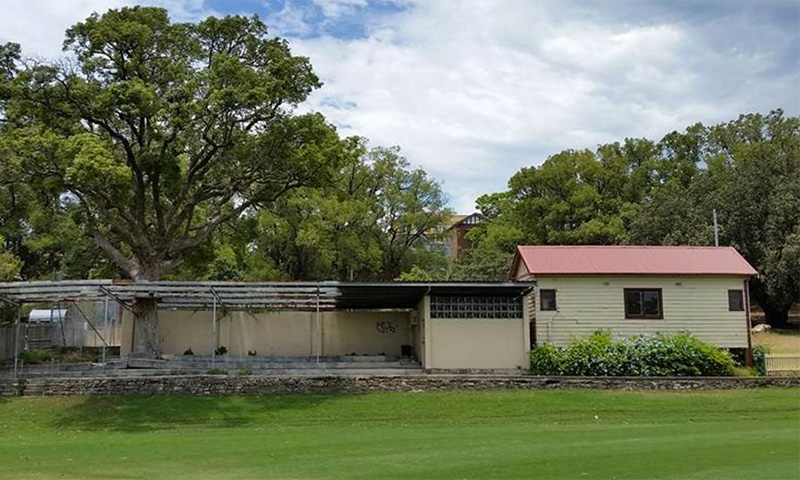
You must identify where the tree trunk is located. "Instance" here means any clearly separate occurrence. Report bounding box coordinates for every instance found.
[132,297,161,358]
[762,302,792,330]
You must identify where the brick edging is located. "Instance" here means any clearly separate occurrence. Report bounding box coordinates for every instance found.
[2,374,799,396]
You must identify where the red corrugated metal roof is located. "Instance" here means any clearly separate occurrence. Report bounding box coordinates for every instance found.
[513,245,757,277]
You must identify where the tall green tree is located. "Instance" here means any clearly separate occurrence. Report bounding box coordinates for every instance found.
[0,7,345,356]
[708,112,799,327]
[630,111,800,327]
[250,142,450,280]
[459,138,660,278]
[0,233,21,281]
[468,110,798,327]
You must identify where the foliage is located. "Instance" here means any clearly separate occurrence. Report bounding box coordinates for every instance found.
[0,233,21,281]
[238,366,253,376]
[0,7,341,281]
[19,348,55,365]
[529,331,736,376]
[19,347,99,364]
[396,266,436,281]
[753,344,770,376]
[459,110,799,327]
[250,143,450,280]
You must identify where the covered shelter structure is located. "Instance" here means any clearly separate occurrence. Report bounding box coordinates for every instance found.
[0,280,533,372]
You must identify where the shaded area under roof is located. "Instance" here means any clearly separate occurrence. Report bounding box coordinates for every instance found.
[513,245,758,277]
[0,280,533,311]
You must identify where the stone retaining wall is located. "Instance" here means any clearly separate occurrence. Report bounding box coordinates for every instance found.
[2,375,799,396]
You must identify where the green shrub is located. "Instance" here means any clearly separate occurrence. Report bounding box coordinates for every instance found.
[529,344,562,374]
[752,345,770,376]
[19,349,55,365]
[530,332,736,376]
[238,367,253,376]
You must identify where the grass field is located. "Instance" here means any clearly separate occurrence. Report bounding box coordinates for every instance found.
[753,328,800,354]
[1,389,798,480]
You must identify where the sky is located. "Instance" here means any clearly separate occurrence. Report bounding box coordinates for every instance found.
[1,0,798,212]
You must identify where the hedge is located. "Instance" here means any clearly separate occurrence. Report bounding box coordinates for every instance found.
[530,331,736,376]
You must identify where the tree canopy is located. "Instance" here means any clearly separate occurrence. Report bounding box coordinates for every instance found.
[0,6,796,334]
[457,110,799,327]
[0,7,451,355]
[0,7,342,281]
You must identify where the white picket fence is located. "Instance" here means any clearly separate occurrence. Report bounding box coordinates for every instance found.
[765,353,800,376]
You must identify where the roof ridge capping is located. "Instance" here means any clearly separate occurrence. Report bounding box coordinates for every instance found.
[512,244,757,277]
[517,245,738,249]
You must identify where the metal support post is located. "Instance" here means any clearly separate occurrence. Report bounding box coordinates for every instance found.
[315,286,321,364]
[212,295,217,369]
[102,295,109,365]
[13,307,21,378]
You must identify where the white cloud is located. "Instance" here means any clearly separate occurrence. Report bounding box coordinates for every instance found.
[0,0,216,58]
[312,0,368,19]
[2,0,797,212]
[287,0,798,211]
[0,0,127,57]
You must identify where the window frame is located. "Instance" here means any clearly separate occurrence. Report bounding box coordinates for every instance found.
[728,289,745,312]
[623,288,663,319]
[539,289,557,311]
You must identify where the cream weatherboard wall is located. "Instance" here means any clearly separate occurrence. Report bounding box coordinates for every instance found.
[533,275,749,348]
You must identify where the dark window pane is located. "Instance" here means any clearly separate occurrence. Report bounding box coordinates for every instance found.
[728,290,744,311]
[540,290,557,311]
[625,290,642,317]
[643,290,661,317]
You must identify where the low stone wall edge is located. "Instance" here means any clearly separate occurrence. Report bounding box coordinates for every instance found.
[3,374,799,396]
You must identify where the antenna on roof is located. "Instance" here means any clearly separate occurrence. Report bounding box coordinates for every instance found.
[713,209,719,247]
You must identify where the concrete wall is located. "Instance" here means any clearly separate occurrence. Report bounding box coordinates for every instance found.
[533,275,749,348]
[221,311,313,357]
[427,317,528,370]
[322,311,411,356]
[121,309,412,357]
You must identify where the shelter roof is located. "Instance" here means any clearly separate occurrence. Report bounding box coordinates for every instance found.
[0,280,532,311]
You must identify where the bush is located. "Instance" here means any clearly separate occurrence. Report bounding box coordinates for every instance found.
[530,331,736,376]
[238,367,253,376]
[19,349,56,365]
[752,345,770,376]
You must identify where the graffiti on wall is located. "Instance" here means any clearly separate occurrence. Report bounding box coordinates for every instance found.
[375,321,397,334]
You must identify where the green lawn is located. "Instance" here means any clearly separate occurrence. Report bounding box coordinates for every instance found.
[0,389,798,480]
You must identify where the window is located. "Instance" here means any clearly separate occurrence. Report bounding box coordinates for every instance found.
[540,290,557,311]
[728,290,744,311]
[430,296,522,319]
[624,289,663,319]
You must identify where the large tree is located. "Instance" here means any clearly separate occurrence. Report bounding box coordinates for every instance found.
[249,142,450,280]
[0,7,344,355]
[464,110,799,327]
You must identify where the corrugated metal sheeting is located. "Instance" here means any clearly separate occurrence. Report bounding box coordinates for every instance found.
[0,281,532,311]
[513,245,757,277]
